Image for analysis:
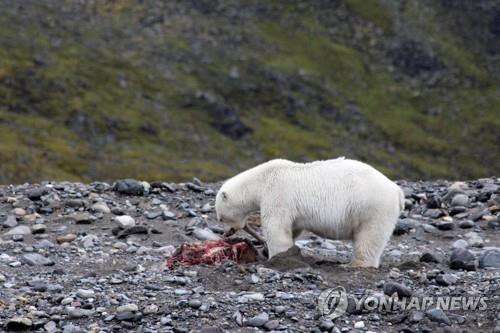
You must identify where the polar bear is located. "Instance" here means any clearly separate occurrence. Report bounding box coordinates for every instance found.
[215,158,404,268]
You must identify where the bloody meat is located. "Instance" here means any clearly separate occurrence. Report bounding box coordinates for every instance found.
[166,239,258,268]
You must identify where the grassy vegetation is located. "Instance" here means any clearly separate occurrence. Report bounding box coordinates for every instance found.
[0,1,498,184]
[341,0,393,33]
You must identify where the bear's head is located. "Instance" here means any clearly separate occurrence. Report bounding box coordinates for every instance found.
[215,190,246,236]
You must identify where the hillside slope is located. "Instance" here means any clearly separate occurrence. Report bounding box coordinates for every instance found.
[0,0,499,183]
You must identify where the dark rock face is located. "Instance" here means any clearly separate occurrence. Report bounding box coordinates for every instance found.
[389,41,444,77]
[489,11,500,37]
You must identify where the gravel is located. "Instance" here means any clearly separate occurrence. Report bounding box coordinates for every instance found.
[0,178,498,332]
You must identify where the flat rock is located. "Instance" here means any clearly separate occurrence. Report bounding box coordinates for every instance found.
[383,282,412,298]
[425,308,451,325]
[2,215,18,228]
[115,215,136,228]
[478,249,500,268]
[56,233,77,244]
[4,225,31,236]
[21,253,54,266]
[245,312,269,327]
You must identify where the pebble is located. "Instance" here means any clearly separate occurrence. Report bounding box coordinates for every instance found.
[143,304,159,314]
[383,282,412,297]
[452,239,468,249]
[117,303,138,312]
[13,208,27,216]
[420,252,440,263]
[2,215,17,228]
[72,213,93,224]
[451,194,469,207]
[76,288,95,298]
[245,312,269,327]
[91,202,111,214]
[319,319,335,331]
[115,215,136,228]
[435,273,458,286]
[4,225,31,236]
[425,308,451,325]
[354,321,365,329]
[464,232,484,247]
[478,249,500,268]
[31,223,46,234]
[237,292,265,303]
[193,227,221,241]
[21,253,54,266]
[56,233,77,244]
[6,317,33,330]
[113,179,145,195]
[450,248,476,271]
[458,220,475,228]
[264,320,280,330]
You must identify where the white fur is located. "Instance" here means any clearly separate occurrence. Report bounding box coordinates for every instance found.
[215,158,404,268]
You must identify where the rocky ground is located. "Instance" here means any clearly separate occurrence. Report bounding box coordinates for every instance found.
[0,178,499,332]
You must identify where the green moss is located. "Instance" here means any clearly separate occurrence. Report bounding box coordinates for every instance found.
[258,21,366,92]
[251,116,332,160]
[342,0,393,33]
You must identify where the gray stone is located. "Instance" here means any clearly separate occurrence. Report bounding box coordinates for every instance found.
[2,215,17,228]
[264,320,279,331]
[21,253,54,266]
[435,273,458,286]
[245,312,269,327]
[117,303,138,312]
[393,218,420,235]
[6,317,33,330]
[436,220,454,231]
[383,282,412,298]
[409,310,424,323]
[450,248,476,271]
[31,224,46,234]
[115,215,136,228]
[72,213,93,224]
[319,319,335,331]
[425,308,451,325]
[420,252,441,263]
[451,194,469,207]
[193,227,221,241]
[76,289,95,298]
[458,220,475,228]
[4,225,31,236]
[188,299,202,309]
[27,187,49,201]
[452,239,468,249]
[465,232,484,247]
[91,202,111,214]
[478,249,500,268]
[63,323,82,333]
[113,179,145,195]
[44,321,57,333]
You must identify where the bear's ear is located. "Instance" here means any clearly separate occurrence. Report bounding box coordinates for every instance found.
[221,191,228,201]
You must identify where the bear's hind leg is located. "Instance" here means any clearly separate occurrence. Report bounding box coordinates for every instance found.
[351,221,392,268]
[262,215,295,258]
